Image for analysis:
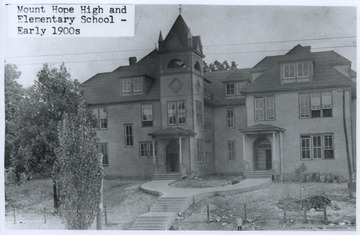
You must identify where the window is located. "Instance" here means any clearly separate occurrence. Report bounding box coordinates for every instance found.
[168,101,186,125]
[133,77,143,92]
[197,139,204,164]
[255,97,275,121]
[283,62,310,79]
[300,134,334,160]
[299,92,332,118]
[205,140,212,163]
[226,83,235,96]
[139,141,154,158]
[142,104,153,127]
[93,108,108,129]
[225,82,246,97]
[226,108,235,128]
[122,78,132,93]
[297,62,309,77]
[205,106,212,129]
[228,141,235,160]
[196,100,203,126]
[122,77,143,94]
[96,143,109,166]
[124,124,133,147]
[168,58,186,68]
[194,61,201,71]
[283,63,295,78]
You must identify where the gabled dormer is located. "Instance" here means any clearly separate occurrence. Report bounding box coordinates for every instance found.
[280,60,314,84]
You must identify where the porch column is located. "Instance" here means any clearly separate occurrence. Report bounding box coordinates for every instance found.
[280,131,283,181]
[242,135,247,170]
[272,132,276,161]
[179,137,182,164]
[152,139,156,165]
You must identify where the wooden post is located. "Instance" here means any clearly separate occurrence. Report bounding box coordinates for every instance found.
[43,207,47,224]
[303,208,308,223]
[104,206,108,225]
[13,208,16,224]
[283,204,287,222]
[323,204,327,222]
[244,204,247,223]
[96,154,104,230]
[207,204,210,222]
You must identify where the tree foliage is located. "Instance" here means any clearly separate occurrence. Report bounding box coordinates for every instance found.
[55,101,102,229]
[4,64,23,169]
[203,60,238,72]
[8,63,92,178]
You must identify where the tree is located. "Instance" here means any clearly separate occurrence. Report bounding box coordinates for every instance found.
[55,101,103,229]
[203,60,238,72]
[10,63,89,177]
[4,64,23,169]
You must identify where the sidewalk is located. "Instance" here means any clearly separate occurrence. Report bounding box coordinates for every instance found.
[130,178,271,230]
[141,178,272,200]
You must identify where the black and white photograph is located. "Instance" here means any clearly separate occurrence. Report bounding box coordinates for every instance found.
[2,1,358,232]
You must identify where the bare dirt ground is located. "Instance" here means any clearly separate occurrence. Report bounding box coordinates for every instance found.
[171,182,356,231]
[5,178,158,229]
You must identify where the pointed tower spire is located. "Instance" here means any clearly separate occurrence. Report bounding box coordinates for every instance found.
[158,31,163,42]
[179,4,182,15]
[187,27,193,47]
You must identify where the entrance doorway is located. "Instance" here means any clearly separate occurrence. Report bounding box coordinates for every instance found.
[254,138,272,170]
[166,140,179,173]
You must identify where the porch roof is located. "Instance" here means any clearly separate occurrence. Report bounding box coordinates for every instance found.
[149,127,196,138]
[239,124,285,134]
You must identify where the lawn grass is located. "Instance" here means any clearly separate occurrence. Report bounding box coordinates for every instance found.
[5,178,158,230]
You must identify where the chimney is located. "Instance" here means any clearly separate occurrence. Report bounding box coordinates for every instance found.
[129,57,137,66]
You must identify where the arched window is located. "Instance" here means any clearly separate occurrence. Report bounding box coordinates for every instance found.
[168,58,186,69]
[194,61,201,71]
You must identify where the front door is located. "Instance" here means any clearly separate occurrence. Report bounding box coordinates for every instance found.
[166,140,179,173]
[254,138,272,171]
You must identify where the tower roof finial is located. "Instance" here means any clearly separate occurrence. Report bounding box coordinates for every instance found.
[179,4,182,15]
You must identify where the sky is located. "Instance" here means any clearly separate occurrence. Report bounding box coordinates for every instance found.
[3,3,357,87]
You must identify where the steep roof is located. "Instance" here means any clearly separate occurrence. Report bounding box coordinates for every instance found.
[159,15,203,56]
[247,45,355,93]
[204,69,251,106]
[82,49,160,105]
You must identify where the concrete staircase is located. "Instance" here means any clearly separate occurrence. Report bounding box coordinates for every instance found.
[150,197,190,212]
[245,171,273,179]
[130,197,189,230]
[152,173,182,180]
[129,212,176,230]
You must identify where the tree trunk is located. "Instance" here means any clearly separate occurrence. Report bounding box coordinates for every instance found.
[53,179,59,210]
[342,89,353,197]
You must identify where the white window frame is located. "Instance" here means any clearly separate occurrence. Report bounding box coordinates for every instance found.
[228,141,235,161]
[226,108,235,128]
[133,77,143,92]
[122,78,132,93]
[300,133,334,160]
[299,92,333,118]
[124,124,134,147]
[196,100,203,126]
[93,107,108,129]
[167,101,186,126]
[255,96,275,121]
[139,141,153,159]
[141,104,153,127]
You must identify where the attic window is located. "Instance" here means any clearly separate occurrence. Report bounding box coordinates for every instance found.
[168,58,186,69]
[282,61,311,84]
[194,61,201,71]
